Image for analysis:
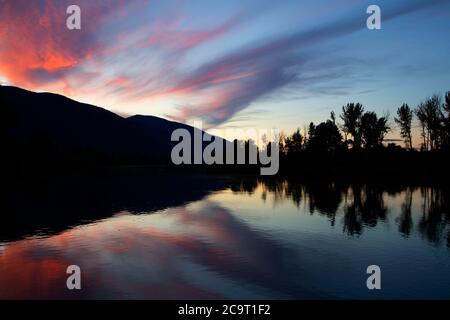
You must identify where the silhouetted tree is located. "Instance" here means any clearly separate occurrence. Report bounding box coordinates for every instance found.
[415,95,443,151]
[277,131,288,156]
[377,114,391,145]
[416,103,428,151]
[442,91,450,150]
[361,112,378,149]
[285,129,303,154]
[360,111,390,148]
[446,92,450,110]
[307,122,315,145]
[307,120,343,152]
[395,103,413,150]
[330,111,336,124]
[340,103,364,149]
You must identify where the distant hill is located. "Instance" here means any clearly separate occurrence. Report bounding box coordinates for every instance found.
[0,85,218,171]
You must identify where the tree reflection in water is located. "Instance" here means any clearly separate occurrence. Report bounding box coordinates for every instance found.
[418,186,450,247]
[232,179,450,247]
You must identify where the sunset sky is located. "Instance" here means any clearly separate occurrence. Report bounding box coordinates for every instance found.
[1,0,449,142]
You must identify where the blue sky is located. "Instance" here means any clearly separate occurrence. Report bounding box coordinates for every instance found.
[1,0,449,141]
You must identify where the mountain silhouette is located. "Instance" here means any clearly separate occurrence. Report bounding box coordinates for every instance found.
[1,85,219,169]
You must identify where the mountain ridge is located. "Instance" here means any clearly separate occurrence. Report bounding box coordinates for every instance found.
[0,85,211,168]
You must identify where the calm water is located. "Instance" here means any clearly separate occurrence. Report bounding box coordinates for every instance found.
[1,174,450,299]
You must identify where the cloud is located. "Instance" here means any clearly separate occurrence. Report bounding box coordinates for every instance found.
[0,0,143,87]
[164,0,448,125]
[0,0,249,105]
[0,0,447,127]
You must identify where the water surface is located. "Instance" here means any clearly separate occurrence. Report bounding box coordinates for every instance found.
[1,176,449,299]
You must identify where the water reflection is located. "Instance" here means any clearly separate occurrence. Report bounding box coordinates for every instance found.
[397,187,413,237]
[246,180,450,245]
[417,187,450,247]
[0,202,316,299]
[0,171,226,242]
[1,176,450,299]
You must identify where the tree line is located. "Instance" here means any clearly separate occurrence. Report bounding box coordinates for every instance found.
[276,91,450,155]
